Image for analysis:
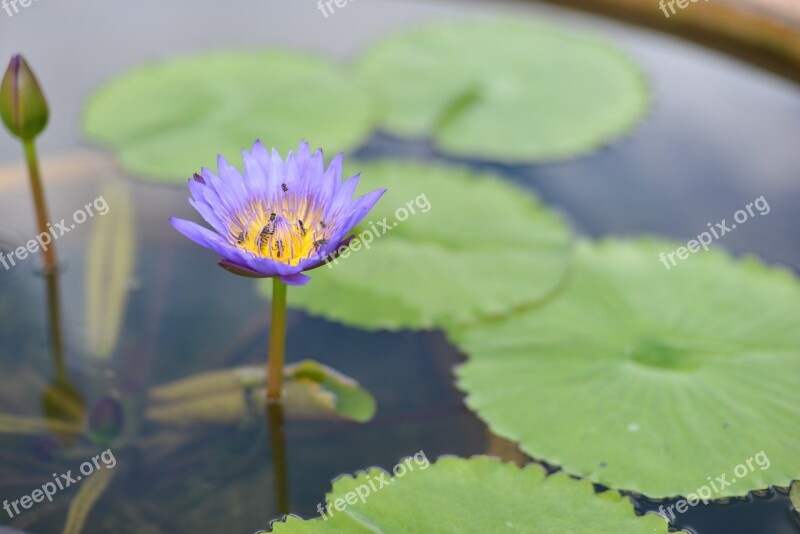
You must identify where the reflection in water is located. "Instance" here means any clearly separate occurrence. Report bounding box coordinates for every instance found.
[0,226,26,290]
[88,394,124,447]
[84,185,136,361]
[267,401,290,516]
[3,9,800,528]
[39,269,85,446]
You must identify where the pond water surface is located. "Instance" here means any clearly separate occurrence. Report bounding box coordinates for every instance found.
[1,1,799,533]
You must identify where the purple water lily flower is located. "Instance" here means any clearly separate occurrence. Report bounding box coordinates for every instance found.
[170,141,385,286]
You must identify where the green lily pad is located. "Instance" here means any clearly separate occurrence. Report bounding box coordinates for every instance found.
[791,481,799,513]
[270,456,673,533]
[83,51,375,182]
[267,161,572,331]
[355,19,649,163]
[147,360,376,425]
[450,239,800,498]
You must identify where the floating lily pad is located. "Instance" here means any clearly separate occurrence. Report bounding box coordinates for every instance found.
[265,161,572,331]
[355,19,649,162]
[270,456,672,533]
[450,239,800,498]
[83,52,375,182]
[791,481,799,514]
[147,360,375,425]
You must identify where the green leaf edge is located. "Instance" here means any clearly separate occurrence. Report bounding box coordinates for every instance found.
[268,456,676,533]
[82,49,379,184]
[446,237,800,499]
[267,159,575,332]
[351,18,652,164]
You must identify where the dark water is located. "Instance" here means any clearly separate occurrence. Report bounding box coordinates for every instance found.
[1,1,800,533]
[0,173,488,533]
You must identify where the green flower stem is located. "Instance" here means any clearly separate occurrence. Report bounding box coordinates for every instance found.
[22,138,56,274]
[266,278,287,400]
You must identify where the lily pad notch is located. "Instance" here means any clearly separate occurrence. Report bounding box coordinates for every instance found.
[354,19,650,163]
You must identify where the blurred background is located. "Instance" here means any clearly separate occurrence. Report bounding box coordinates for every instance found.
[1,1,799,533]
[2,0,799,265]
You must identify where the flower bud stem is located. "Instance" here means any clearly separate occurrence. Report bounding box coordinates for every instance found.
[23,138,56,274]
[266,278,287,400]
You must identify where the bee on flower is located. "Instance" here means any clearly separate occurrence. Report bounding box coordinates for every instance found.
[170,140,385,286]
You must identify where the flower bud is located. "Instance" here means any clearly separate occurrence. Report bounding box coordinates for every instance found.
[0,54,49,140]
[89,394,124,445]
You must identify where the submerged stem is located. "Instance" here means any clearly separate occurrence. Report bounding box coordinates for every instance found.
[45,270,66,383]
[22,138,56,274]
[266,277,287,400]
[267,401,289,514]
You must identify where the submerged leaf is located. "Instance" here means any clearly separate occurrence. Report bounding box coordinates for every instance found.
[88,395,125,446]
[0,414,82,437]
[355,19,649,162]
[41,380,86,445]
[451,239,800,498]
[148,366,248,405]
[83,52,375,182]
[147,361,375,425]
[284,360,376,423]
[85,184,135,359]
[63,466,115,534]
[270,161,572,330]
[270,456,674,533]
[147,367,260,427]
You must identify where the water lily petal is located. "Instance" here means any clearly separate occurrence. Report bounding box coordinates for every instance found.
[341,188,388,232]
[280,272,311,286]
[170,217,236,259]
[219,259,272,278]
[172,142,385,284]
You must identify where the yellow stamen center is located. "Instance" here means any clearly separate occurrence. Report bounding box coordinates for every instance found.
[227,194,331,266]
